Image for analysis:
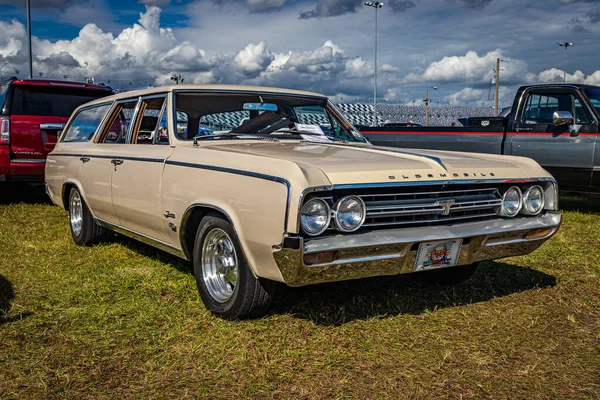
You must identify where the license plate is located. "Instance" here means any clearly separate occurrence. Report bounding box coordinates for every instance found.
[414,239,462,271]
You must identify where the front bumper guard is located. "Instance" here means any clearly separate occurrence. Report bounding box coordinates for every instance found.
[273,213,562,287]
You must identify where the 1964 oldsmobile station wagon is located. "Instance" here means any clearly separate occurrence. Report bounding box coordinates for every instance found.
[46,85,562,319]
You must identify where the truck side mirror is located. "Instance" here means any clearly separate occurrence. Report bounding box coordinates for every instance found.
[569,124,582,137]
[553,111,574,126]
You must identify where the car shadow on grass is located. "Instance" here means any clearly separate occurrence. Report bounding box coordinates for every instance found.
[111,234,193,276]
[560,194,600,215]
[0,183,51,205]
[105,234,556,325]
[0,274,29,325]
[272,261,556,326]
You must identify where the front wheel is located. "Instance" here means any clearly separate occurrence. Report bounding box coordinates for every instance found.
[193,215,276,319]
[415,262,479,286]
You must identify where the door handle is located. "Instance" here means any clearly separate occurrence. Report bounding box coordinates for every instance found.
[111,159,124,170]
[515,127,533,132]
[80,157,90,163]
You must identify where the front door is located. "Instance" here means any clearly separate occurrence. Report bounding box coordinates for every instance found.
[110,95,174,243]
[507,89,597,191]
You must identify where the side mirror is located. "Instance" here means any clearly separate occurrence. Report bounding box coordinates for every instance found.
[553,111,574,126]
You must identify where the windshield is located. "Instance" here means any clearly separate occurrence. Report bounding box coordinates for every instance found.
[174,92,366,143]
[583,87,600,116]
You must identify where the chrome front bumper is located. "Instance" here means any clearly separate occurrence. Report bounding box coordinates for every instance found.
[273,213,562,287]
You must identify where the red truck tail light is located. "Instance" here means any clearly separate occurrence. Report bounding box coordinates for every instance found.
[0,117,9,143]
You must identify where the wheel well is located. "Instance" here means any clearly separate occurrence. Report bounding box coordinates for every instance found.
[62,183,77,211]
[181,206,229,260]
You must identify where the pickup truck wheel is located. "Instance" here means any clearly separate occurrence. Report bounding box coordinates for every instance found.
[415,262,479,286]
[68,188,105,246]
[193,216,276,320]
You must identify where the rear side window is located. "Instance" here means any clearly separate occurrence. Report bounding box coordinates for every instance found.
[0,84,9,115]
[10,86,110,117]
[61,104,110,143]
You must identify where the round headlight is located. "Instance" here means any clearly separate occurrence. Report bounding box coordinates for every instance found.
[522,185,545,215]
[500,186,522,217]
[333,196,366,232]
[301,198,331,236]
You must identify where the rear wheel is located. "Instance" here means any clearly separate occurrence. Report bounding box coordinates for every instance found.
[415,262,479,286]
[193,215,276,319]
[68,188,106,246]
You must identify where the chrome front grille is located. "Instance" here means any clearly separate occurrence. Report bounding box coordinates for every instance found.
[359,188,502,228]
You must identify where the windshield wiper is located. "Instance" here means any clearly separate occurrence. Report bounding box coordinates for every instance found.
[193,133,278,146]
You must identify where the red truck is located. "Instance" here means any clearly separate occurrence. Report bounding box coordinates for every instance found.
[0,78,113,182]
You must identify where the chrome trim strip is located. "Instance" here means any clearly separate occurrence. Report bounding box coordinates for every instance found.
[303,213,561,254]
[10,158,46,164]
[361,212,500,228]
[308,253,402,268]
[96,218,187,259]
[47,153,164,163]
[333,177,556,190]
[165,160,292,232]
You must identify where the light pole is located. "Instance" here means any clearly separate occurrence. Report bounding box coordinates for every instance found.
[424,86,437,127]
[26,0,33,79]
[558,42,573,83]
[364,1,384,127]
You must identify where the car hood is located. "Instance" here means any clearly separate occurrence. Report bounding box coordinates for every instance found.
[203,141,551,185]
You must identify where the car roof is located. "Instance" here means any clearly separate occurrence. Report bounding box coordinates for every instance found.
[78,84,328,108]
[1,77,112,91]
[518,83,600,91]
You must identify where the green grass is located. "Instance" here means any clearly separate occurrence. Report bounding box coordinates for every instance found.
[0,185,599,399]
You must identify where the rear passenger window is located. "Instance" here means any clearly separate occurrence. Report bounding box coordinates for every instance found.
[100,100,138,144]
[131,97,166,144]
[61,104,110,142]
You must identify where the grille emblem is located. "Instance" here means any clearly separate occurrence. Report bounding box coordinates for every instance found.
[436,199,455,216]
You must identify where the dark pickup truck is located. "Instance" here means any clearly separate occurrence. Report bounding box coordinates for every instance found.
[361,84,600,194]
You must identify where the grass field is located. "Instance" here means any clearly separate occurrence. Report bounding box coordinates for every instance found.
[0,184,599,399]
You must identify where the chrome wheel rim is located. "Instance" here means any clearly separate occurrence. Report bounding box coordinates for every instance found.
[201,228,238,303]
[70,191,83,237]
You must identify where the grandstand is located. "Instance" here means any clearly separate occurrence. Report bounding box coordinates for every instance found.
[337,104,494,127]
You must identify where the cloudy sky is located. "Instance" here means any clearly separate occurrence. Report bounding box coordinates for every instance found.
[0,0,599,107]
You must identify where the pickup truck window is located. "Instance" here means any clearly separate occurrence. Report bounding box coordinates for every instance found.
[583,88,600,116]
[523,93,571,124]
[573,98,591,124]
[61,104,111,143]
[100,101,137,144]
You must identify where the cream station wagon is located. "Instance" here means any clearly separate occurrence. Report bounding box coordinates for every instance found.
[46,85,562,319]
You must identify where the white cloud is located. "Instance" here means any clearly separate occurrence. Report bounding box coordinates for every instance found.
[403,49,530,85]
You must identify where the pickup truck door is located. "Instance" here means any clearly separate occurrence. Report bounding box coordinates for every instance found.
[506,88,597,191]
[109,95,174,243]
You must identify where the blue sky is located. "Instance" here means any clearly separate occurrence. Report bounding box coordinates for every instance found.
[0,0,599,107]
